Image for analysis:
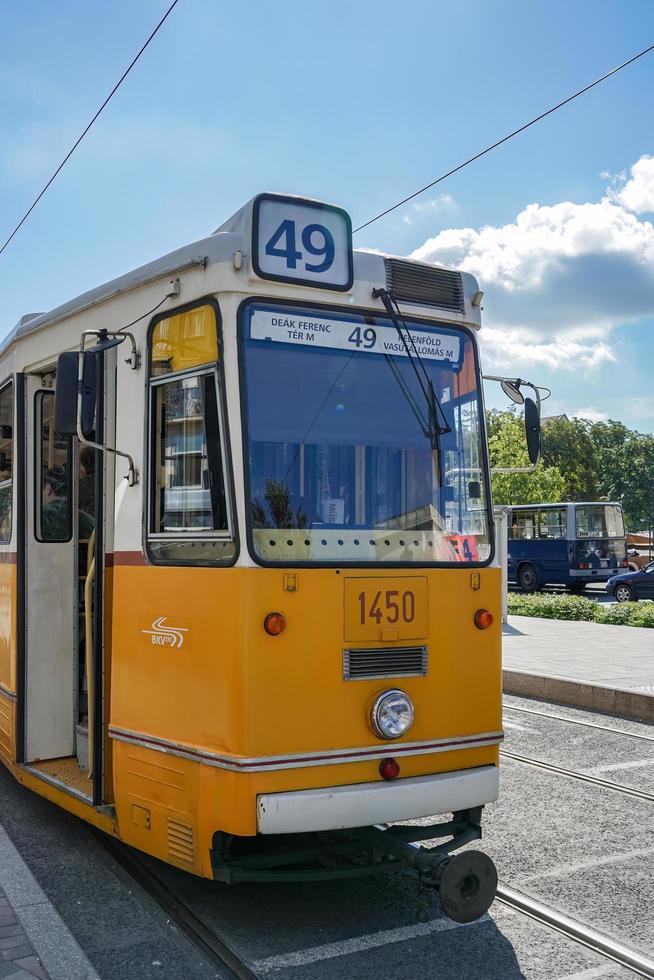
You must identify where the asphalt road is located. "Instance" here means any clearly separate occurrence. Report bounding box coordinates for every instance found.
[2,694,653,979]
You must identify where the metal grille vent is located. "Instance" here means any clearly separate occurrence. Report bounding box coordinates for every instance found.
[385,258,464,312]
[168,818,195,866]
[343,646,428,680]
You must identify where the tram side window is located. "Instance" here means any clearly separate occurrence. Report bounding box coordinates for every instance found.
[148,304,235,563]
[36,391,72,543]
[0,383,13,544]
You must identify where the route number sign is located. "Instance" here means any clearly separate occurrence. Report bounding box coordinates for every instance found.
[252,194,353,291]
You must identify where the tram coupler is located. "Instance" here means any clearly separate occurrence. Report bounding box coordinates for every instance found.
[366,812,498,923]
[211,807,496,922]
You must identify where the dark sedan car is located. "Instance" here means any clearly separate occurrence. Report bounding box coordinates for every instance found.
[607,561,654,602]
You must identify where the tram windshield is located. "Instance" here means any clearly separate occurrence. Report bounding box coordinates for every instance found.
[241,303,491,564]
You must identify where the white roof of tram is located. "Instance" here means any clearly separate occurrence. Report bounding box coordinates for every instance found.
[1,194,481,359]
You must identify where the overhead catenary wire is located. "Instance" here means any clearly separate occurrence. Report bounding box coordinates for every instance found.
[354,41,654,234]
[0,0,181,258]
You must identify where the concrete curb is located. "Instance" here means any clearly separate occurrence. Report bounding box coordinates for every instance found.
[503,669,654,724]
[0,827,100,980]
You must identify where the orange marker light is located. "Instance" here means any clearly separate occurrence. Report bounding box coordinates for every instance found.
[264,612,286,636]
[474,609,494,630]
[379,758,400,780]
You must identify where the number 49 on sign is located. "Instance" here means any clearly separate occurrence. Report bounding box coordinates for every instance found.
[253,194,353,290]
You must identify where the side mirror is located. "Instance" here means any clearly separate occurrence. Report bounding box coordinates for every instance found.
[54,352,97,438]
[524,396,541,465]
[468,480,482,500]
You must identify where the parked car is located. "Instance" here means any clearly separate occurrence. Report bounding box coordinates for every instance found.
[606,561,654,602]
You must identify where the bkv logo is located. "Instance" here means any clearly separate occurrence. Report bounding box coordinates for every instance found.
[140,616,190,649]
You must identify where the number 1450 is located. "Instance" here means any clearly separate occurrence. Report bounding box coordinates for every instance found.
[358,590,415,625]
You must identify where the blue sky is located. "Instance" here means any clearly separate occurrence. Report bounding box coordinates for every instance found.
[1,0,653,431]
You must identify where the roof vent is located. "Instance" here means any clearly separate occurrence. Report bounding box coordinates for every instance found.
[385,258,464,313]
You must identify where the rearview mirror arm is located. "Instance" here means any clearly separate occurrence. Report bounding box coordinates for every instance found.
[484,378,542,474]
[76,333,139,487]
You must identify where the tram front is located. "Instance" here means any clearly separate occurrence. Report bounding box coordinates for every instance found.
[106,194,504,923]
[219,196,502,921]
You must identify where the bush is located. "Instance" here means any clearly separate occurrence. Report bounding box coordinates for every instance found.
[622,604,654,628]
[507,592,654,628]
[508,592,599,621]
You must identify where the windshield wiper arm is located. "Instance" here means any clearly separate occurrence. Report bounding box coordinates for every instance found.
[382,350,431,437]
[372,288,451,447]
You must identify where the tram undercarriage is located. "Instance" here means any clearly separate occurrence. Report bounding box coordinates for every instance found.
[211,806,497,923]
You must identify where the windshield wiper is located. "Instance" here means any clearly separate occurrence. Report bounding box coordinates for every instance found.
[372,288,451,449]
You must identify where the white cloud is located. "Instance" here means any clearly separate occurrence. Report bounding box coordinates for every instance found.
[409,158,654,372]
[611,155,654,214]
[480,327,615,373]
[623,396,654,421]
[570,406,609,423]
[403,194,457,225]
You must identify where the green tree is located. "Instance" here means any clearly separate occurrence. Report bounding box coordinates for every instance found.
[541,417,599,500]
[487,410,566,505]
[590,423,654,530]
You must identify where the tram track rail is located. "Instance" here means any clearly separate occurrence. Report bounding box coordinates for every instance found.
[504,703,654,743]
[95,832,256,980]
[496,883,654,979]
[501,749,654,803]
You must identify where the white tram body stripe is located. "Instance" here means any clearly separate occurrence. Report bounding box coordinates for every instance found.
[257,764,499,833]
[107,725,503,772]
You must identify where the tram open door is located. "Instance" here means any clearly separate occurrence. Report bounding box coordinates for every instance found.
[21,347,116,807]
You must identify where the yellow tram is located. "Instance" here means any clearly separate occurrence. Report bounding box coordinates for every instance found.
[0,194,537,922]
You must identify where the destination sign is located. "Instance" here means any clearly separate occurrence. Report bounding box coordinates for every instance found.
[253,194,353,291]
[250,309,461,363]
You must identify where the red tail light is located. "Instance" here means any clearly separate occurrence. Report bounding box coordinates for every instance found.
[379,758,400,780]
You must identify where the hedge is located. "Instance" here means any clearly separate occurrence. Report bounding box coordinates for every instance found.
[507,592,654,628]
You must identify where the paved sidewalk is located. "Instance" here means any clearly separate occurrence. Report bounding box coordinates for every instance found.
[0,828,99,980]
[0,882,47,980]
[502,614,654,722]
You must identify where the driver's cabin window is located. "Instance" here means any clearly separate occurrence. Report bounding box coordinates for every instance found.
[148,303,235,564]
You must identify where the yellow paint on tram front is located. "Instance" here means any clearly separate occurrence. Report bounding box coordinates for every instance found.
[109,563,501,876]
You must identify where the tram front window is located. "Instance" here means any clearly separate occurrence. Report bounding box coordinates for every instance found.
[241,303,491,564]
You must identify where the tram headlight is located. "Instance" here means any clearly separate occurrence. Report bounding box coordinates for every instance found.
[370,689,414,740]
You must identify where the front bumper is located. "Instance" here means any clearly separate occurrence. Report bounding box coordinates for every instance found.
[256,764,499,834]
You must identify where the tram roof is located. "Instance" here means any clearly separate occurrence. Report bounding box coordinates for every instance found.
[1,193,480,359]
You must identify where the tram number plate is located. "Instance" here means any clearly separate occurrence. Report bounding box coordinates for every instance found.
[344,577,428,642]
[253,194,353,290]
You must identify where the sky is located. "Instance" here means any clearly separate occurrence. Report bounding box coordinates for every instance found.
[1,0,653,431]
